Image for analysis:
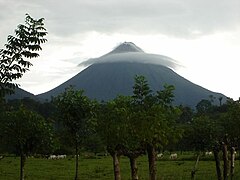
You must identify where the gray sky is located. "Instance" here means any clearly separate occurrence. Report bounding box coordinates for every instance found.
[1,0,240,99]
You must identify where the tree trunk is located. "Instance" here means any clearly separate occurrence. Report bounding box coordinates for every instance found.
[75,141,79,180]
[191,154,200,180]
[213,146,222,180]
[112,152,121,180]
[222,142,229,180]
[129,156,138,180]
[20,154,26,180]
[147,144,157,180]
[230,147,235,180]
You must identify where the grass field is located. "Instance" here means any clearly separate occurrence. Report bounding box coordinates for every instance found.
[0,154,240,180]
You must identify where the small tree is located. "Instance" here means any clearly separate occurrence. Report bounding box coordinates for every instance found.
[54,86,93,180]
[0,105,54,180]
[220,99,240,179]
[0,14,47,96]
[96,97,129,180]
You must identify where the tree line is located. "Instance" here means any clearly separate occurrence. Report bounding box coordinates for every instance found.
[1,76,240,180]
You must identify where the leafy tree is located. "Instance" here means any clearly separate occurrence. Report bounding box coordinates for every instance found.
[220,99,240,179]
[0,14,47,97]
[84,133,105,156]
[189,115,220,152]
[115,96,145,180]
[177,105,194,124]
[54,86,93,180]
[196,99,212,115]
[132,75,182,180]
[97,94,145,180]
[96,96,129,180]
[0,105,54,180]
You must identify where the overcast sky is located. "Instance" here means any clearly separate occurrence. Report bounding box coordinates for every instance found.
[1,0,240,99]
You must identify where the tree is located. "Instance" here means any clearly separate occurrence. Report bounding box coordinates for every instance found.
[54,86,93,180]
[132,75,182,180]
[0,105,54,180]
[115,96,145,180]
[0,14,47,97]
[196,99,212,115]
[220,99,240,179]
[96,96,129,180]
[97,94,146,180]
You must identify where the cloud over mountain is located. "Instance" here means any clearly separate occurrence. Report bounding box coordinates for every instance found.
[79,42,181,70]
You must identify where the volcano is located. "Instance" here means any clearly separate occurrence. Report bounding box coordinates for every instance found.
[37,42,226,107]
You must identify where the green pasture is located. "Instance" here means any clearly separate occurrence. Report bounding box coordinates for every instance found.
[0,154,240,180]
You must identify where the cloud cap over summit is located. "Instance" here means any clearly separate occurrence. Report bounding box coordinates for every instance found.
[79,42,181,70]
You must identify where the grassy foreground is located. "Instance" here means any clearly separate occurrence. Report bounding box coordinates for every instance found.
[0,155,240,180]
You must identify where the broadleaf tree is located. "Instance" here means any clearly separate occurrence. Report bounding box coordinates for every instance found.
[96,97,128,180]
[132,75,182,180]
[0,105,54,180]
[0,13,47,97]
[54,86,93,180]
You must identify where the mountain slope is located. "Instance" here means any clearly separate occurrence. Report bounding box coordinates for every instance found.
[37,42,227,107]
[5,87,37,101]
[37,62,226,107]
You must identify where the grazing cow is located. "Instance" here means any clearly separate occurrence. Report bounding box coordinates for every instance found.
[48,155,66,160]
[57,155,67,159]
[157,153,163,159]
[170,153,177,160]
[205,151,212,155]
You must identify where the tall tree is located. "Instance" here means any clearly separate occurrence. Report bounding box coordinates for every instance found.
[0,105,54,180]
[132,75,182,180]
[54,86,93,180]
[0,14,47,97]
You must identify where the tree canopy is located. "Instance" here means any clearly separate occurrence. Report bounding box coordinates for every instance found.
[0,14,47,97]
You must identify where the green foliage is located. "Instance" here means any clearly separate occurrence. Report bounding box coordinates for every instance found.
[54,87,95,179]
[96,95,132,153]
[156,84,175,106]
[132,75,154,107]
[196,99,212,115]
[0,105,54,155]
[221,99,240,146]
[132,75,182,149]
[5,98,55,119]
[0,14,47,96]
[54,86,93,147]
[177,105,194,124]
[190,115,222,151]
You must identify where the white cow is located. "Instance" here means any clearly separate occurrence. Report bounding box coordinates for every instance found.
[157,153,163,158]
[205,151,212,155]
[48,155,66,160]
[170,153,177,160]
